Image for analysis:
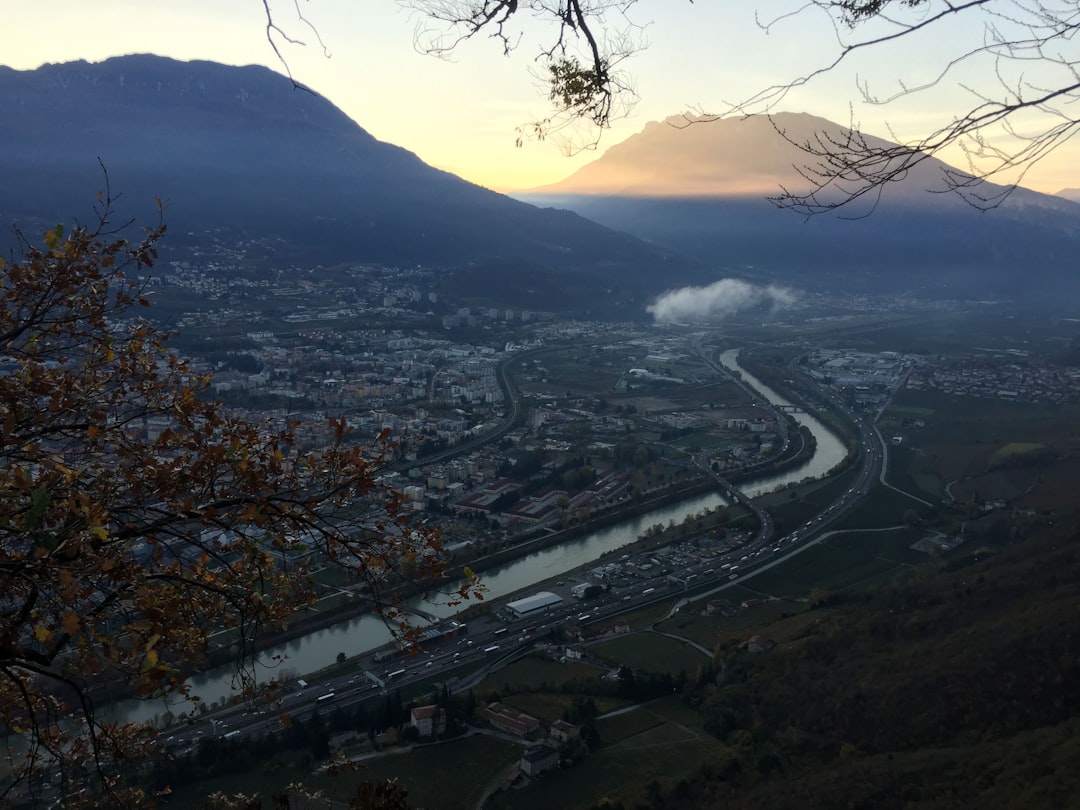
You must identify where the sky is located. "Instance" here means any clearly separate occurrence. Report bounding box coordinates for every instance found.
[6,1,1080,195]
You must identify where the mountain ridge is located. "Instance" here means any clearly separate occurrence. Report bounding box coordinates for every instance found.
[518,112,1080,299]
[527,111,1080,213]
[0,54,696,315]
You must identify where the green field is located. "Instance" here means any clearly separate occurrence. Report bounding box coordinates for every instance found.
[591,631,710,676]
[499,691,625,724]
[311,733,523,810]
[838,483,930,528]
[746,527,925,598]
[595,706,667,743]
[164,761,308,809]
[880,388,1080,513]
[486,695,724,810]
[487,738,726,810]
[658,595,809,650]
[484,655,601,693]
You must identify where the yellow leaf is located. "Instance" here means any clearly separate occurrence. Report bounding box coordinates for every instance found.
[90,525,109,540]
[34,625,51,643]
[145,648,159,668]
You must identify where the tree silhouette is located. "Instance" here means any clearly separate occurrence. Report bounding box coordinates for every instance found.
[265,0,1080,210]
[0,197,477,802]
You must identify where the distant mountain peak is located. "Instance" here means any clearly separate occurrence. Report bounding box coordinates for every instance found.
[525,112,866,198]
[517,111,1080,301]
[529,111,1033,207]
[0,55,693,315]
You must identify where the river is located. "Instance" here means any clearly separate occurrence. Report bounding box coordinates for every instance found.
[111,347,845,723]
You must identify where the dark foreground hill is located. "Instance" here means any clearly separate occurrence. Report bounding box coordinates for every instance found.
[522,114,1080,301]
[0,55,693,315]
[668,529,1080,810]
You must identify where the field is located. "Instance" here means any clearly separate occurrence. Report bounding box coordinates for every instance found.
[486,695,725,810]
[476,655,628,722]
[501,691,624,725]
[591,631,711,676]
[310,734,523,810]
[877,389,1080,513]
[837,483,930,528]
[747,527,924,598]
[165,761,308,809]
[655,595,808,650]
[485,655,602,693]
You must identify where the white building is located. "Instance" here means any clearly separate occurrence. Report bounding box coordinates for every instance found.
[506,591,563,618]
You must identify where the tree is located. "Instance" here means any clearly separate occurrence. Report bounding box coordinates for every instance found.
[407,1,640,146]
[269,1,1080,211]
[0,199,477,802]
[726,0,1080,213]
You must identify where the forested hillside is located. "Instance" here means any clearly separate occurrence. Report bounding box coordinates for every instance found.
[654,526,1080,809]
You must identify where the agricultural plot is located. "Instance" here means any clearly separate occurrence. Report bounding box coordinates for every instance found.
[839,484,932,528]
[949,467,1038,503]
[490,656,602,693]
[598,599,681,630]
[596,707,668,744]
[486,735,725,810]
[312,734,522,810]
[673,433,737,452]
[500,691,626,725]
[591,632,710,676]
[167,762,308,810]
[883,389,1080,512]
[747,527,923,599]
[659,596,808,649]
[530,354,626,394]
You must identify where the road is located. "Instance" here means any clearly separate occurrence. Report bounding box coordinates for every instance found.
[152,349,904,758]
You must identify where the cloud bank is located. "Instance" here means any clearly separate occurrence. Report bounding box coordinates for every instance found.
[647,279,798,323]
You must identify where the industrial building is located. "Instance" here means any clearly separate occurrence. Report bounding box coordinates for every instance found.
[506,590,562,618]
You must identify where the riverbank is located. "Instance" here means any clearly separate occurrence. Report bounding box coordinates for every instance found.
[105,351,836,717]
[251,419,822,647]
[189,412,823,674]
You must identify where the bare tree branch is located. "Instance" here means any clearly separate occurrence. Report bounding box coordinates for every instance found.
[403,1,646,152]
[712,0,1080,213]
[256,1,1079,211]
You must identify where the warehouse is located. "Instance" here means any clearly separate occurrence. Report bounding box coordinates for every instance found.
[506,590,562,618]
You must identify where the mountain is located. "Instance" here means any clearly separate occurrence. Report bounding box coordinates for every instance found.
[1058,188,1080,203]
[520,113,1080,300]
[0,55,694,315]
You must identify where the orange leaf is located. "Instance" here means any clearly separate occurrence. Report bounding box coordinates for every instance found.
[63,611,81,636]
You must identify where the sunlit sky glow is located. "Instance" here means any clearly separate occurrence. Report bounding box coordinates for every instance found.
[7,1,1080,195]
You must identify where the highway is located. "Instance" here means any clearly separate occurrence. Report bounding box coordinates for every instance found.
[154,355,890,757]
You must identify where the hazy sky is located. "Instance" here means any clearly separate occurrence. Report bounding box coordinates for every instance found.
[7,1,1079,194]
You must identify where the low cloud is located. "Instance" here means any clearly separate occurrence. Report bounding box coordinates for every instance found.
[647,278,798,323]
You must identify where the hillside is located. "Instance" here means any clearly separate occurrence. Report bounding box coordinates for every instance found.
[521,114,1080,301]
[0,55,695,314]
[675,527,1080,809]
[470,525,1080,810]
